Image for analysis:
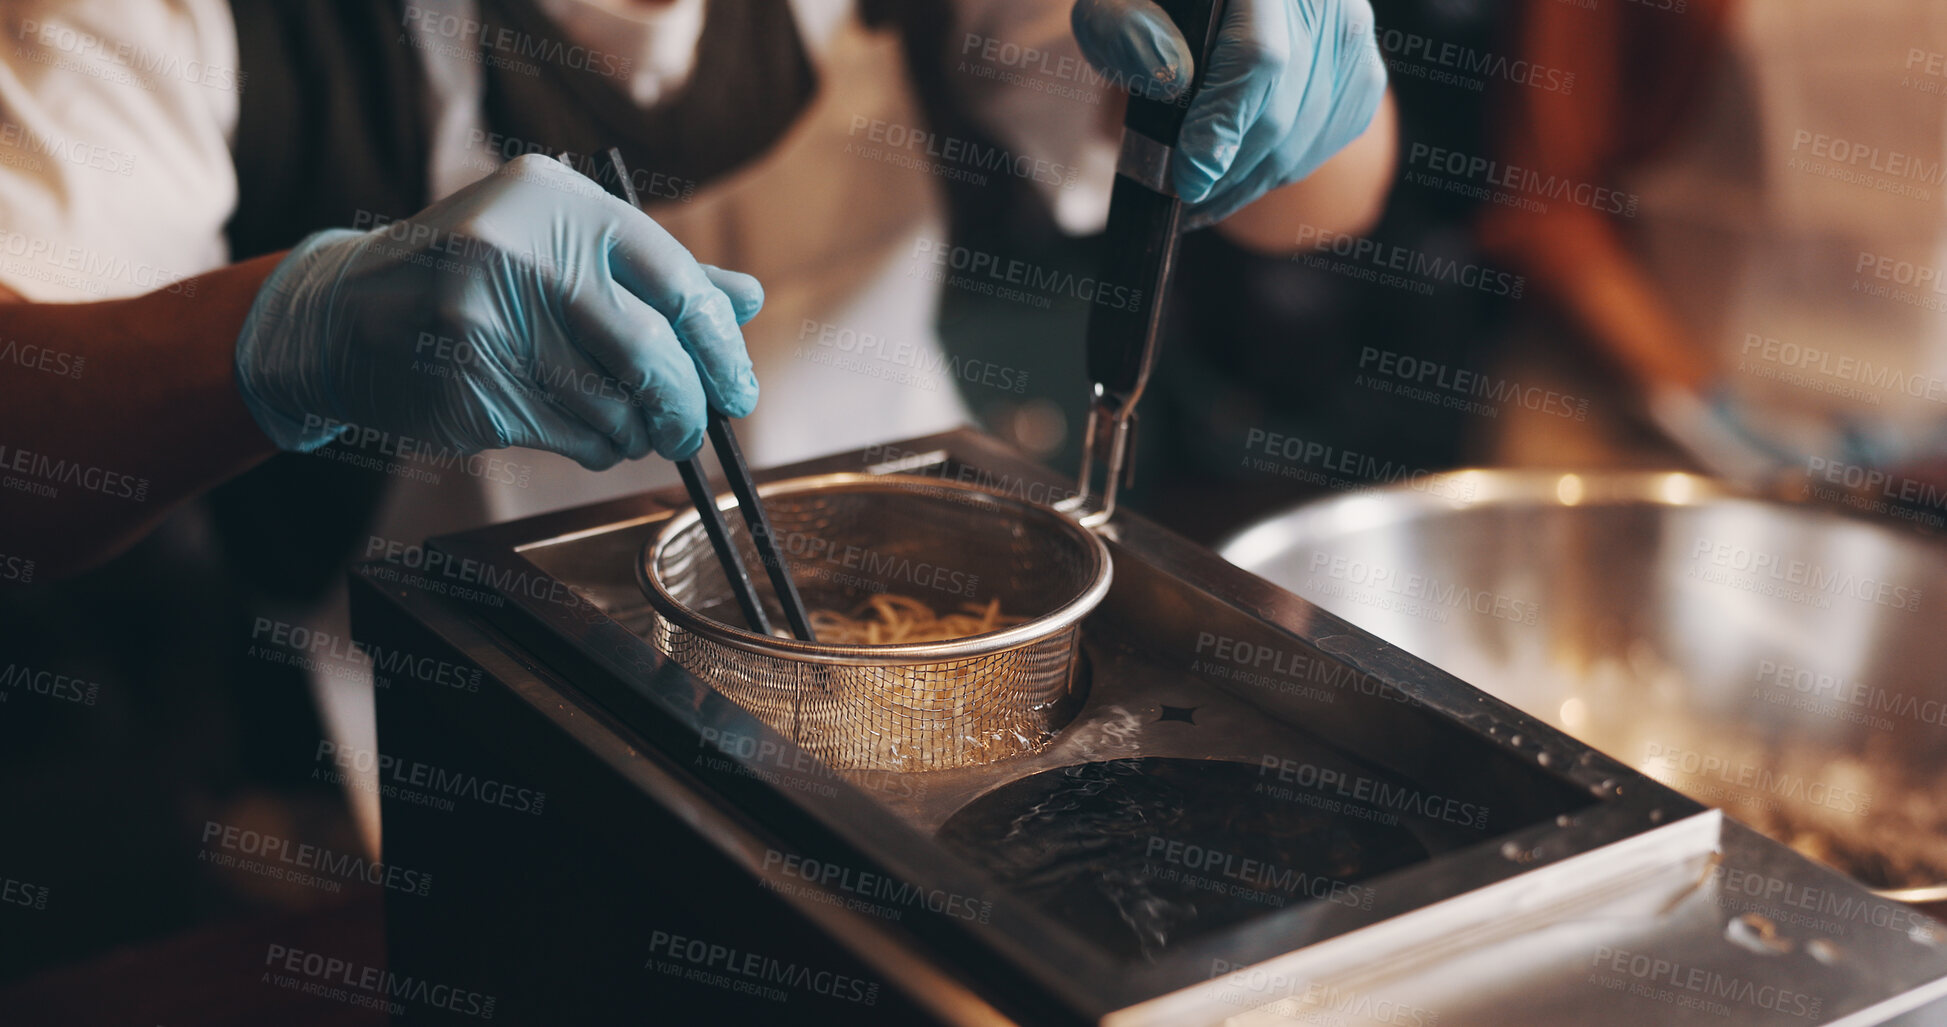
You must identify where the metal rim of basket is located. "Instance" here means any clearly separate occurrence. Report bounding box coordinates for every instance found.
[639,472,1114,666]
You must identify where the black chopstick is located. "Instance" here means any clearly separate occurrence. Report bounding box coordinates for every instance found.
[582,147,816,641]
[675,456,774,636]
[705,412,815,641]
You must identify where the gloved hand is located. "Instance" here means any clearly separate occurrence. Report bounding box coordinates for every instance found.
[234,153,762,467]
[1647,383,1924,487]
[1071,0,1386,228]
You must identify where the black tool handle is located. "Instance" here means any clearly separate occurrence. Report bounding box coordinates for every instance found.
[1085,0,1228,411]
[1122,0,1228,148]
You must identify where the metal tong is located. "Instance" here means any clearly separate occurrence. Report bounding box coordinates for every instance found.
[580,147,816,642]
[1065,0,1228,528]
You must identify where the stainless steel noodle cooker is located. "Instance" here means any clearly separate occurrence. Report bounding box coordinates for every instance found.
[377,430,1947,1025]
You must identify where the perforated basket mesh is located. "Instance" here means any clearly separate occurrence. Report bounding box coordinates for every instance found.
[641,474,1111,772]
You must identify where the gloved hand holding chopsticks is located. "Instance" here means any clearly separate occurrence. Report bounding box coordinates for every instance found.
[1071,0,1387,228]
[233,153,762,467]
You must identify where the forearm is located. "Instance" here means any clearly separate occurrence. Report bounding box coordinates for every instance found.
[0,254,283,578]
[1215,91,1397,255]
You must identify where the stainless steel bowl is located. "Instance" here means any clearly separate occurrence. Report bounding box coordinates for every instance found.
[1221,470,1947,907]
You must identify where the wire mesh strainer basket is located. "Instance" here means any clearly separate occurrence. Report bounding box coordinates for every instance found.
[639,473,1112,772]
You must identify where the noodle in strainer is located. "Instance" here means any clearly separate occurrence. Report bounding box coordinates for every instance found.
[639,473,1112,772]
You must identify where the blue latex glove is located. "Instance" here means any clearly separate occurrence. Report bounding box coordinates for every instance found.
[1647,383,1934,486]
[234,153,762,467]
[1072,0,1386,228]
